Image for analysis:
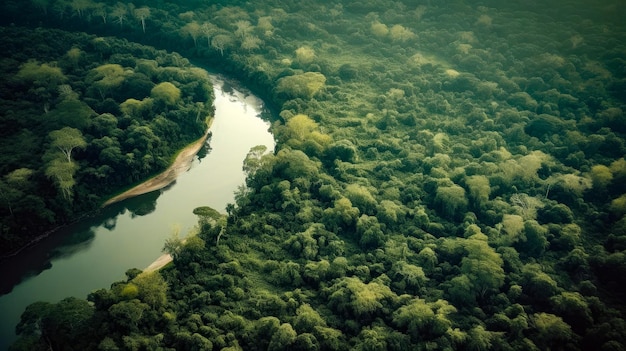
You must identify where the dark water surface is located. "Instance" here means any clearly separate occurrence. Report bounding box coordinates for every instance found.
[0,75,275,350]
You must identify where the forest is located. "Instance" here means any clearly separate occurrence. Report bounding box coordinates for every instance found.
[1,0,626,350]
[0,27,214,255]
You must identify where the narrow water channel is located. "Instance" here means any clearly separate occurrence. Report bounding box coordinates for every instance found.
[0,74,275,350]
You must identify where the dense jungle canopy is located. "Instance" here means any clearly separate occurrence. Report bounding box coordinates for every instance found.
[1,0,626,350]
[0,27,214,255]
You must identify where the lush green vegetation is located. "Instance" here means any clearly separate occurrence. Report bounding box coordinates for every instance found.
[0,27,214,255]
[2,0,626,350]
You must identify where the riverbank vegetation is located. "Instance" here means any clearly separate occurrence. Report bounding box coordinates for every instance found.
[0,27,214,255]
[3,0,626,350]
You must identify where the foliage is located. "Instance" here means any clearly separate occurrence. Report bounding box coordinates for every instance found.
[5,0,626,350]
[0,26,214,254]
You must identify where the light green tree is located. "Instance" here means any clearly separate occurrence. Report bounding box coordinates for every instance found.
[69,0,94,18]
[16,60,67,89]
[389,24,417,41]
[268,323,297,351]
[0,168,34,216]
[133,272,168,309]
[151,82,181,106]
[276,72,326,100]
[294,304,327,333]
[460,234,505,299]
[133,7,150,33]
[111,3,128,28]
[181,21,202,47]
[530,312,577,350]
[345,183,377,214]
[211,34,234,55]
[89,63,127,99]
[45,158,78,200]
[371,21,389,38]
[435,184,468,219]
[243,145,272,176]
[241,35,263,51]
[295,46,315,65]
[465,175,491,207]
[49,127,86,163]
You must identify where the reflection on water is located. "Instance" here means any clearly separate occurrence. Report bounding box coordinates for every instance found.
[0,189,161,296]
[0,73,275,350]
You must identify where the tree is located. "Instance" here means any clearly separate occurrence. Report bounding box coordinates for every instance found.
[289,114,318,139]
[89,63,127,99]
[181,21,202,47]
[108,299,149,332]
[133,7,150,33]
[151,82,181,106]
[111,3,128,28]
[193,206,226,244]
[0,168,34,216]
[399,299,456,343]
[234,20,253,39]
[295,46,315,65]
[31,0,50,15]
[294,304,327,333]
[328,276,395,319]
[435,184,468,219]
[133,272,168,309]
[268,323,297,351]
[465,325,495,351]
[371,21,389,38]
[345,183,377,214]
[93,3,107,23]
[275,72,326,100]
[201,22,219,46]
[47,98,96,129]
[460,234,505,299]
[15,297,94,350]
[65,47,82,67]
[120,97,152,118]
[69,0,94,19]
[211,34,234,55]
[393,261,427,291]
[465,175,491,207]
[49,127,87,163]
[357,214,385,249]
[530,313,577,350]
[45,159,78,200]
[389,24,416,42]
[517,220,548,257]
[163,231,183,260]
[15,60,67,90]
[242,145,275,184]
[323,197,360,230]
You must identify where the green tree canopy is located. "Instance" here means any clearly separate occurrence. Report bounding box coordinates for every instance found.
[151,82,181,106]
[275,72,326,100]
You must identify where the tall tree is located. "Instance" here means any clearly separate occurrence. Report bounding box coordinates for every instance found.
[181,21,202,47]
[111,3,127,28]
[133,7,150,33]
[45,159,78,200]
[0,168,34,217]
[48,127,87,163]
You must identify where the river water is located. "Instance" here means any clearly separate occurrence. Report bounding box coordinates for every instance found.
[0,74,275,350]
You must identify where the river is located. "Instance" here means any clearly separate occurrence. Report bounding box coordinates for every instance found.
[0,74,275,350]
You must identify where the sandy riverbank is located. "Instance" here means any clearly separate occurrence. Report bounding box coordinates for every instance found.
[102,123,212,207]
[143,252,173,272]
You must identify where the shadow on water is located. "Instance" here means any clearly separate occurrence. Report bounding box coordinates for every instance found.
[0,189,163,296]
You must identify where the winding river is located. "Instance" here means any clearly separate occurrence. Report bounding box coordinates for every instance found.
[0,74,275,350]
